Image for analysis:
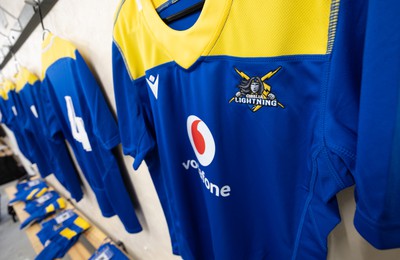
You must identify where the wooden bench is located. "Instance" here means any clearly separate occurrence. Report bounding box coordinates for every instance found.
[5,183,130,259]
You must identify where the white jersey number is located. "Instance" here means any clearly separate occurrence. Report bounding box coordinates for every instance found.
[65,96,92,152]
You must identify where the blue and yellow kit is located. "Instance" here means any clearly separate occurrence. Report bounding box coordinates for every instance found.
[36,210,90,260]
[40,34,141,233]
[113,0,400,259]
[9,180,48,204]
[15,68,83,201]
[20,195,66,229]
[0,80,46,170]
[24,190,59,214]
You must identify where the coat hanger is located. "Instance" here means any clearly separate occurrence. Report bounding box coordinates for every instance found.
[32,0,51,40]
[162,0,205,24]
[11,52,20,74]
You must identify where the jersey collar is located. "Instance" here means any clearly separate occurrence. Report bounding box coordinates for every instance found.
[140,0,232,69]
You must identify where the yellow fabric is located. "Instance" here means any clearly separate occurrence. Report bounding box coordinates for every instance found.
[152,0,168,9]
[45,198,65,213]
[113,0,231,78]
[34,187,49,199]
[0,87,5,100]
[0,80,16,100]
[41,33,77,80]
[57,198,67,209]
[26,188,39,201]
[15,68,39,93]
[58,217,89,239]
[4,80,15,91]
[74,217,91,231]
[114,0,335,79]
[59,228,77,239]
[210,0,331,57]
[45,204,55,213]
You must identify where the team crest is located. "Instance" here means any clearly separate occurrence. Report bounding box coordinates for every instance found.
[229,66,284,112]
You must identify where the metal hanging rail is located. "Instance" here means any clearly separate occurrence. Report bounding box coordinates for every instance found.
[0,0,58,70]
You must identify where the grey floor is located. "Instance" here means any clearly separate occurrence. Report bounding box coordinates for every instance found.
[0,180,36,260]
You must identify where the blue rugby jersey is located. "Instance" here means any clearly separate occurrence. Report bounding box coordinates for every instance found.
[40,34,141,233]
[112,0,400,259]
[0,80,42,168]
[15,68,83,201]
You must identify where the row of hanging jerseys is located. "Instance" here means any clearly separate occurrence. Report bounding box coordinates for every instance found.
[0,33,142,234]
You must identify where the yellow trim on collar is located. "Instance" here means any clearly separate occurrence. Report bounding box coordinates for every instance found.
[41,33,77,80]
[15,68,39,92]
[113,0,232,79]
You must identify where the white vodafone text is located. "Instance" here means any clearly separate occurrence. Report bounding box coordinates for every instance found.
[182,159,231,198]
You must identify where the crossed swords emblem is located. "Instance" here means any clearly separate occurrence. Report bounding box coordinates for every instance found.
[229,66,284,112]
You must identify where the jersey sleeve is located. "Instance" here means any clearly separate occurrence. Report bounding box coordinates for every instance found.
[40,78,61,141]
[74,51,120,150]
[112,41,156,170]
[353,0,400,249]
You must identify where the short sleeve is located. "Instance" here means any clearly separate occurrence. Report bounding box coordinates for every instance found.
[353,0,400,249]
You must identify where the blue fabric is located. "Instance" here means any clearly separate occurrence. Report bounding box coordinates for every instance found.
[157,0,202,31]
[36,210,88,260]
[112,0,400,258]
[41,38,141,233]
[16,179,44,191]
[37,210,77,245]
[353,0,400,249]
[24,190,59,214]
[89,243,129,260]
[112,43,179,254]
[0,90,39,166]
[20,197,64,229]
[9,182,48,204]
[10,88,54,177]
[17,76,83,201]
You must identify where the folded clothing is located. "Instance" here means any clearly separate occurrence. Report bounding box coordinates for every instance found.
[89,243,129,260]
[36,210,90,260]
[20,197,66,229]
[24,190,60,215]
[9,180,48,204]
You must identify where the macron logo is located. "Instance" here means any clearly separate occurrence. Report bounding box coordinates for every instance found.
[146,74,159,100]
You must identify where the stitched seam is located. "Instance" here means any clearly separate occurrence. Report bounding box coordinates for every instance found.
[328,143,356,160]
[326,0,341,54]
[309,206,327,250]
[291,148,322,260]
[322,148,346,189]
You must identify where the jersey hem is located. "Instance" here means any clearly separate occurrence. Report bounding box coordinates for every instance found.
[354,208,400,249]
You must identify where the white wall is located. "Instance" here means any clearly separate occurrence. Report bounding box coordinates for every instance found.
[0,1,399,259]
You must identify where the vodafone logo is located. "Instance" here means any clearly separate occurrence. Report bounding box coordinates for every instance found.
[187,115,215,167]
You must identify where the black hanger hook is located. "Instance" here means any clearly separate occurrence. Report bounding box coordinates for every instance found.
[34,0,46,31]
